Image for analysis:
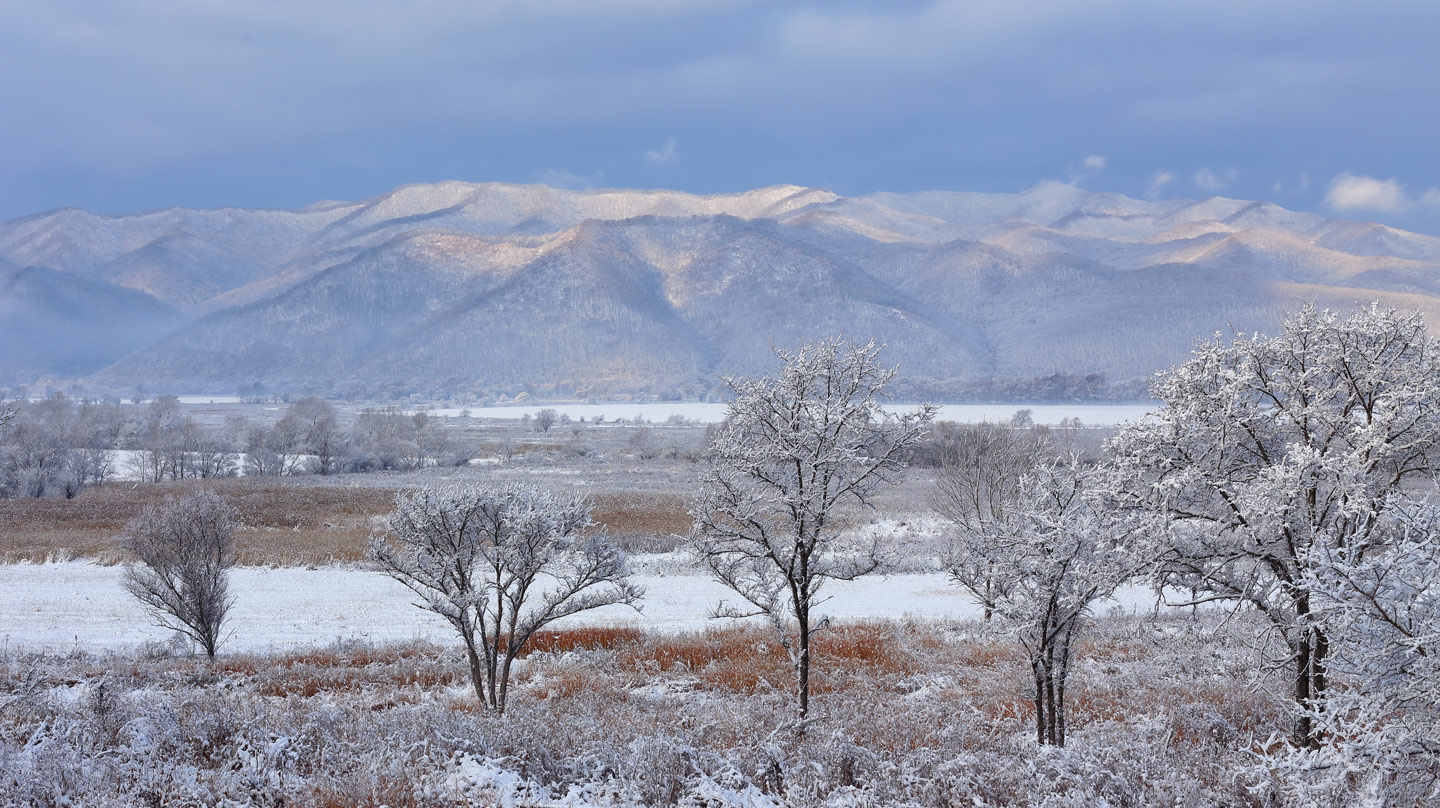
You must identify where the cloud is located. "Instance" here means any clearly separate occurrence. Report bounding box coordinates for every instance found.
[1325,173,1409,212]
[1271,173,1311,196]
[1193,167,1237,193]
[1083,154,1107,170]
[644,137,679,165]
[1420,187,1440,207]
[534,168,606,189]
[1145,170,1174,199]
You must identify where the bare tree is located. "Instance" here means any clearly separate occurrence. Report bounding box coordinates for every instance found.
[534,408,559,433]
[371,483,642,713]
[278,397,344,475]
[931,421,1052,619]
[1110,304,1440,748]
[121,491,236,658]
[691,338,935,721]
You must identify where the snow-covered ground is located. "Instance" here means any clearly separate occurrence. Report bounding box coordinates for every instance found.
[417,402,1155,425]
[0,561,1171,653]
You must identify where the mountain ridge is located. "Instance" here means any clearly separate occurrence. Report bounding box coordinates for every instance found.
[2,182,1437,401]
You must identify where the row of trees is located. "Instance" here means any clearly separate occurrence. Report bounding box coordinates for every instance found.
[0,396,460,498]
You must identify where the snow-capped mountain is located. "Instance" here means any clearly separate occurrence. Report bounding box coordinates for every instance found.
[3,181,1437,400]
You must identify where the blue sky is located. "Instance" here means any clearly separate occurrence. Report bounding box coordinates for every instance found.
[2,0,1437,232]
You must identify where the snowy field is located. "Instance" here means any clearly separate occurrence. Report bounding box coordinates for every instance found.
[415,402,1155,425]
[0,561,1170,653]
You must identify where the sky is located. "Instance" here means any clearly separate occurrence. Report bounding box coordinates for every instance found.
[1,0,1437,233]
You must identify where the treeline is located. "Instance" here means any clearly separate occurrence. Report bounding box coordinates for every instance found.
[0,394,463,499]
[896,372,1148,403]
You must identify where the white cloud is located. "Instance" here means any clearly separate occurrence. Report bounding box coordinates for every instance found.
[1083,154,1107,170]
[1193,166,1237,192]
[1145,169,1174,199]
[1325,173,1409,212]
[644,137,679,165]
[1421,187,1440,207]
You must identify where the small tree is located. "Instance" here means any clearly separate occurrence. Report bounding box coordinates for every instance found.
[931,421,1053,620]
[371,483,642,713]
[534,408,559,433]
[1110,304,1440,747]
[691,338,935,721]
[945,459,1147,746]
[121,491,236,658]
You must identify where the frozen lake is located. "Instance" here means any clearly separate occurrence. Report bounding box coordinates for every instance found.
[0,561,1171,654]
[417,402,1155,426]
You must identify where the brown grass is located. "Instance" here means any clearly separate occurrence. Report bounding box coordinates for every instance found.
[589,493,691,539]
[0,482,686,565]
[520,626,646,656]
[0,479,398,564]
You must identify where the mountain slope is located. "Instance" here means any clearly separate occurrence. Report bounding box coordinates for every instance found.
[0,263,179,382]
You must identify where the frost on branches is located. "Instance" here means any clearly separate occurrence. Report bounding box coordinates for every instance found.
[1272,496,1440,804]
[1109,304,1440,749]
[931,421,1054,621]
[370,483,643,713]
[691,337,936,721]
[121,490,237,659]
[945,458,1149,746]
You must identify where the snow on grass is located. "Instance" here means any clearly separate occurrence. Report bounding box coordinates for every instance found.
[0,560,1170,653]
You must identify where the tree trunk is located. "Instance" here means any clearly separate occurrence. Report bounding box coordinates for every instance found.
[1293,623,1330,749]
[1033,660,1047,745]
[498,648,517,715]
[1044,650,1057,745]
[461,632,488,706]
[1292,593,1332,749]
[1055,630,1069,747]
[797,612,811,722]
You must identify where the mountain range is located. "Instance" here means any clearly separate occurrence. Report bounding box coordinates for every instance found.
[3,181,1439,401]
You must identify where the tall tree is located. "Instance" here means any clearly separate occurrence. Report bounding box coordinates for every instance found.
[945,458,1148,746]
[691,337,935,721]
[1109,304,1440,747]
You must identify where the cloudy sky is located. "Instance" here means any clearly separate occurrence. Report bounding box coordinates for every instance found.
[2,0,1437,232]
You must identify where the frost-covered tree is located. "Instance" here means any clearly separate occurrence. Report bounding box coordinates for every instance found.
[946,459,1147,746]
[277,396,344,475]
[122,491,236,658]
[931,421,1053,620]
[691,338,935,721]
[534,408,559,433]
[1109,304,1440,747]
[1268,494,1440,803]
[371,483,642,713]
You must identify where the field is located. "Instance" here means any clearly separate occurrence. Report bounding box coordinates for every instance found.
[0,413,1332,806]
[2,616,1289,807]
[0,477,694,565]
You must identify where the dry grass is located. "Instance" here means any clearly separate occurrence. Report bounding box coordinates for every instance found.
[589,492,691,551]
[1,616,1292,806]
[0,479,398,564]
[0,482,688,565]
